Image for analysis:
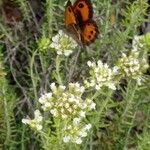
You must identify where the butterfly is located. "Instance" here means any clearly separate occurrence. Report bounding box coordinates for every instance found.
[64,0,99,46]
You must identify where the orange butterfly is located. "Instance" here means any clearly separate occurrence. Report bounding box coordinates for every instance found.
[64,0,99,46]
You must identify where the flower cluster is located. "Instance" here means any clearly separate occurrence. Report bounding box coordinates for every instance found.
[132,35,144,51]
[39,82,96,144]
[50,30,77,56]
[22,110,43,131]
[63,121,92,144]
[84,60,118,90]
[117,50,148,85]
[39,82,96,119]
[84,35,149,88]
[38,37,51,53]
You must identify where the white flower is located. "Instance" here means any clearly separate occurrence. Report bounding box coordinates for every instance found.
[117,50,148,84]
[44,102,51,108]
[22,110,43,131]
[64,50,73,56]
[108,83,116,90]
[61,108,65,113]
[75,137,82,144]
[68,108,73,113]
[38,93,54,111]
[82,103,87,109]
[22,118,31,124]
[65,103,70,109]
[50,30,77,56]
[132,35,144,51]
[85,124,92,130]
[50,109,58,116]
[62,122,92,144]
[36,124,43,131]
[67,125,72,130]
[35,116,43,122]
[45,92,52,98]
[34,110,40,116]
[87,61,93,67]
[59,85,66,90]
[79,131,87,137]
[68,97,74,102]
[52,34,59,43]
[85,60,117,90]
[113,66,119,75]
[79,111,86,118]
[97,60,103,67]
[50,82,56,90]
[63,136,71,143]
[90,102,96,109]
[95,84,101,90]
[73,118,81,125]
[62,114,68,119]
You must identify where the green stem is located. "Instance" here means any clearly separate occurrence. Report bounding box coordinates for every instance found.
[55,55,62,85]
[3,86,11,146]
[30,49,38,104]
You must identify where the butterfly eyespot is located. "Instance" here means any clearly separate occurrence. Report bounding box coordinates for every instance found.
[78,3,84,8]
[88,35,91,39]
[90,31,93,34]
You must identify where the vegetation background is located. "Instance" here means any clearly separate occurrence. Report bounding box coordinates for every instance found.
[0,0,150,149]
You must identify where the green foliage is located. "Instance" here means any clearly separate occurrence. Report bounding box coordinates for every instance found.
[0,46,21,149]
[0,0,150,149]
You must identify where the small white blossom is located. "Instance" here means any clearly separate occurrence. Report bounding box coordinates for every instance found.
[85,124,92,130]
[82,103,87,109]
[62,114,68,119]
[44,102,51,107]
[117,50,148,85]
[59,85,66,90]
[50,82,56,91]
[87,61,95,67]
[75,137,82,144]
[132,35,144,51]
[50,109,58,116]
[79,111,86,118]
[79,131,87,137]
[50,30,77,56]
[22,110,43,131]
[63,136,71,143]
[65,103,70,109]
[63,122,92,144]
[36,124,43,130]
[85,60,117,90]
[68,108,73,113]
[22,118,31,124]
[90,102,96,109]
[108,83,116,90]
[73,118,81,125]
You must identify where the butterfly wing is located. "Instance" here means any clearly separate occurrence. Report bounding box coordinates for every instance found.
[65,0,77,27]
[73,0,99,45]
[64,0,99,46]
[73,0,93,23]
[64,0,82,45]
[81,20,99,45]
